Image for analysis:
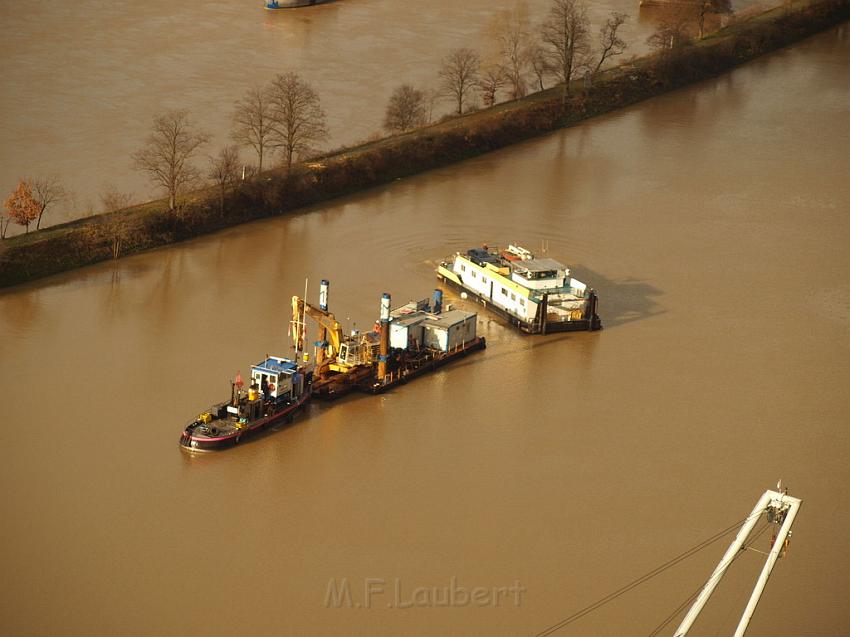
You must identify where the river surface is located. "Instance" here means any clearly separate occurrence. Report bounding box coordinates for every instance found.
[0,0,750,227]
[2,19,850,637]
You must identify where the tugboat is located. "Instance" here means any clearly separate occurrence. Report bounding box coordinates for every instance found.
[180,298,313,451]
[179,357,312,451]
[437,244,602,334]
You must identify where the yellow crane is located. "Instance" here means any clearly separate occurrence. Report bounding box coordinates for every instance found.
[291,295,342,371]
[291,292,379,397]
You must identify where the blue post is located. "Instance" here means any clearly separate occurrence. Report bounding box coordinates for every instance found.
[432,289,443,314]
[319,279,329,312]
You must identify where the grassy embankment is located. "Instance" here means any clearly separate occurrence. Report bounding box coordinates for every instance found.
[1,0,848,289]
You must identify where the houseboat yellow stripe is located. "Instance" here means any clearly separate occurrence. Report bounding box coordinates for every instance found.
[455,255,533,298]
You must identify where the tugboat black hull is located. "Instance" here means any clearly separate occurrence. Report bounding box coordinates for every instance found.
[179,392,310,451]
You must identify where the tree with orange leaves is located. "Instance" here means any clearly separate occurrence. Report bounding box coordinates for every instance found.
[4,180,40,234]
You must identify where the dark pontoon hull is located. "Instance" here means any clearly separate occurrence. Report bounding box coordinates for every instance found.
[362,337,486,394]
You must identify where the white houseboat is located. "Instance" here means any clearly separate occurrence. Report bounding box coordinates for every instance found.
[436,244,601,334]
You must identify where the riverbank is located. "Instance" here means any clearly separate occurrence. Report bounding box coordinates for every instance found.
[2,0,847,289]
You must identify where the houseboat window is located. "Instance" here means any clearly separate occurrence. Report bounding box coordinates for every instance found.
[501,288,508,297]
[471,271,476,278]
[460,264,466,271]
[519,299,525,306]
[511,293,516,301]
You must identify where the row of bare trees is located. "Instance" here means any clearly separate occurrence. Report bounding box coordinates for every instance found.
[231,72,328,174]
[125,0,731,213]
[128,71,329,215]
[3,0,734,234]
[647,0,733,53]
[4,70,331,235]
[381,0,628,134]
[381,0,734,134]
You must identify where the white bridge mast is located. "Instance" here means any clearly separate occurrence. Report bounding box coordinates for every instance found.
[674,483,802,637]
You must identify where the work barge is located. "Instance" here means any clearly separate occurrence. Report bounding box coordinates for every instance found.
[293,281,485,399]
[179,281,485,451]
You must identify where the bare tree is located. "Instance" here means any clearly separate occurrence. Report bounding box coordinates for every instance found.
[528,44,552,92]
[477,63,507,107]
[384,85,427,133]
[132,109,210,211]
[541,0,591,101]
[232,86,274,174]
[490,2,533,100]
[268,72,328,173]
[647,11,691,52]
[100,185,135,212]
[439,47,481,115]
[28,175,65,230]
[208,145,241,212]
[99,185,136,258]
[594,12,628,74]
[690,0,732,39]
[423,87,441,123]
[0,208,9,238]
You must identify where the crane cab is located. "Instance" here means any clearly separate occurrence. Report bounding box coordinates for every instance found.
[331,333,380,371]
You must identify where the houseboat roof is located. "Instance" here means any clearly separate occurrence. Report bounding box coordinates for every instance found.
[512,257,566,273]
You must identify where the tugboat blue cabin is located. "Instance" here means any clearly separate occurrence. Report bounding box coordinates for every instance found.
[251,356,301,402]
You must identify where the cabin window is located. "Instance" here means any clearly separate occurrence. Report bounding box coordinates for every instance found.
[471,271,476,278]
[519,298,525,306]
[501,288,508,297]
[460,264,466,271]
[511,293,516,301]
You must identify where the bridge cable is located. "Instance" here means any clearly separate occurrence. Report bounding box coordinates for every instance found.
[532,508,767,637]
[646,520,772,637]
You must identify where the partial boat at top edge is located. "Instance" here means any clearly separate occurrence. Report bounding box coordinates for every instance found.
[265,0,334,9]
[436,244,602,334]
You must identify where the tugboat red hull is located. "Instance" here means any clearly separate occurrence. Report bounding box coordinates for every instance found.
[179,391,310,451]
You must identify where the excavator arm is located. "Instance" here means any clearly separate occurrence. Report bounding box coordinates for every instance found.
[291,295,344,364]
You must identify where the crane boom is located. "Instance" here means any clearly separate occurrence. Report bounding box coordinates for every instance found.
[291,296,343,366]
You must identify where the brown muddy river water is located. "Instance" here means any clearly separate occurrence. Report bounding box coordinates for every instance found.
[2,15,850,637]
